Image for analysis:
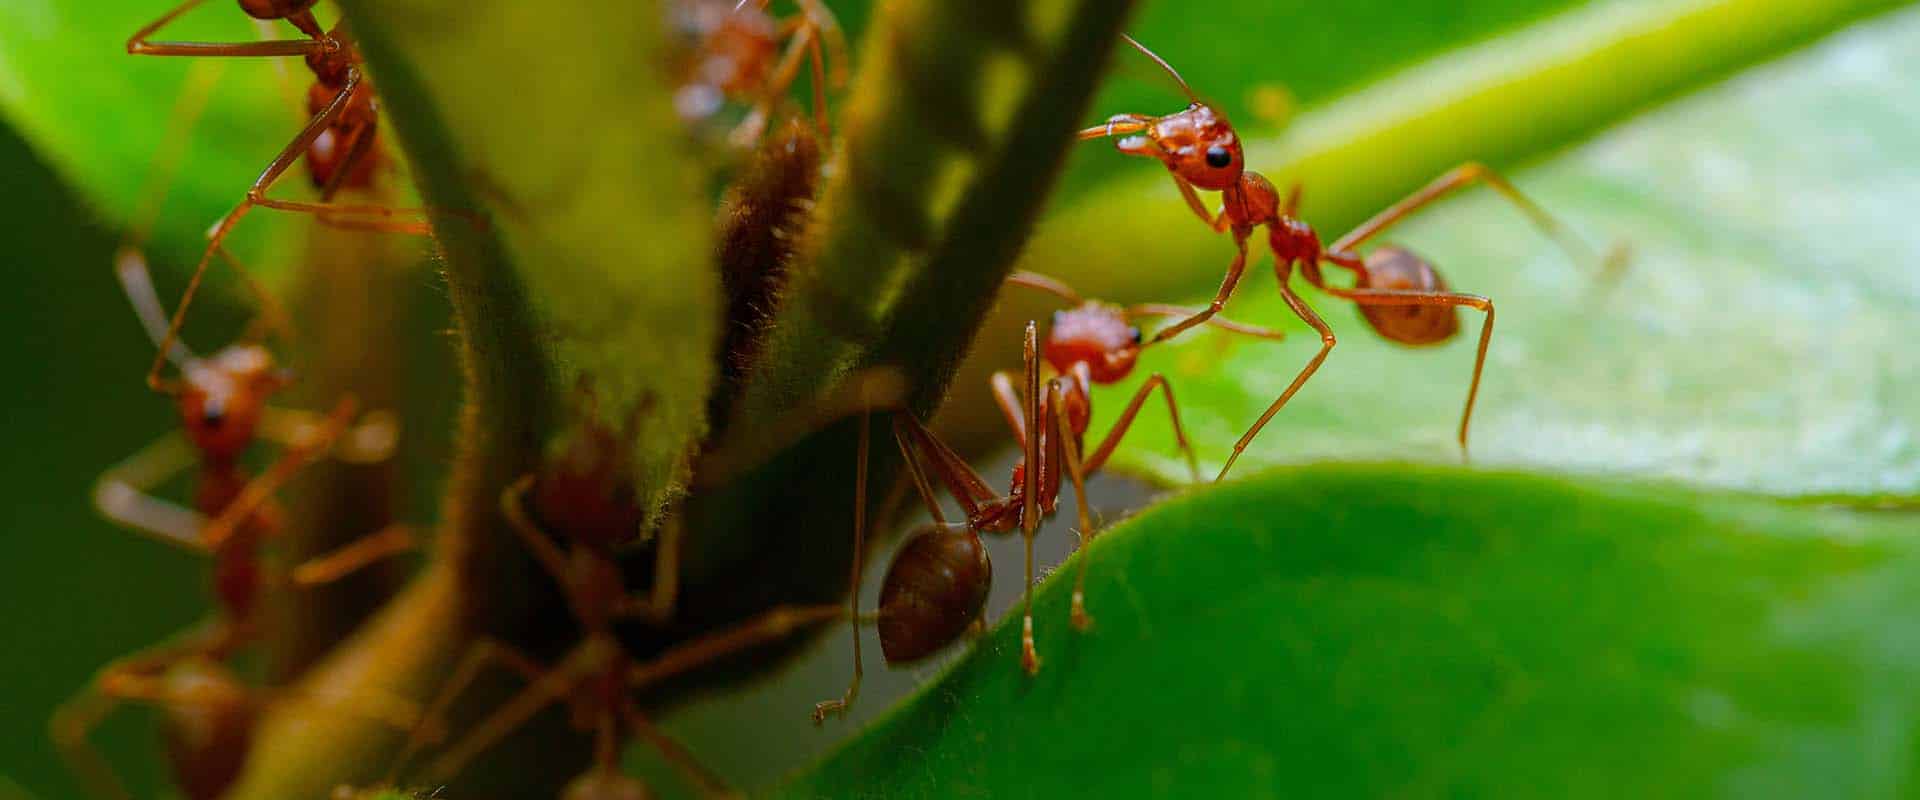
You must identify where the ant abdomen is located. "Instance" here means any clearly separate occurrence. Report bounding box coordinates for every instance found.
[1356,246,1460,346]
[157,660,255,800]
[877,525,991,663]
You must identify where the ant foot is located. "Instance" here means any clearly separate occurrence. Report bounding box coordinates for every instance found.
[811,699,846,725]
[1021,618,1043,675]
[1070,592,1095,631]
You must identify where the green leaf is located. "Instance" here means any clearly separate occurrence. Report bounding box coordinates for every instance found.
[1087,5,1920,497]
[781,464,1920,797]
[0,2,327,270]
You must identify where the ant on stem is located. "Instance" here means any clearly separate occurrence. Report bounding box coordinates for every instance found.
[671,0,850,145]
[1081,35,1620,478]
[51,74,416,797]
[390,383,840,796]
[813,278,1282,720]
[125,0,471,402]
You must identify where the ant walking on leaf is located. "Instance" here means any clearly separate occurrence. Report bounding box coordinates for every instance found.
[51,62,417,800]
[813,278,1282,720]
[1082,35,1621,478]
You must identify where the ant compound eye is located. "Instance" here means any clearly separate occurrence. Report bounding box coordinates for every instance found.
[1129,326,1143,345]
[1204,145,1233,169]
[201,403,227,429]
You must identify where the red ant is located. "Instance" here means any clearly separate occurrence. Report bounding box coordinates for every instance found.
[126,0,457,401]
[51,246,412,799]
[1081,35,1617,478]
[50,112,415,800]
[812,277,1282,719]
[392,385,840,796]
[670,0,849,145]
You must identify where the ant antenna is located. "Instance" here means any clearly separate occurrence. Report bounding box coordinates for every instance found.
[116,248,196,368]
[1121,34,1200,105]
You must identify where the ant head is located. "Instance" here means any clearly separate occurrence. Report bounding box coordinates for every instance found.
[1045,303,1142,385]
[177,344,289,461]
[155,657,255,800]
[1117,103,1243,191]
[876,525,990,663]
[533,393,649,551]
[1355,246,1460,345]
[562,766,650,800]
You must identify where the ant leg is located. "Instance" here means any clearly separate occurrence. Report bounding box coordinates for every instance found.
[260,406,400,465]
[893,413,1005,523]
[124,59,225,253]
[1327,285,1495,454]
[1148,230,1250,345]
[621,705,737,798]
[1128,303,1287,341]
[50,622,233,800]
[425,641,601,782]
[216,247,297,345]
[805,25,829,138]
[49,685,131,800]
[114,55,222,374]
[1005,270,1087,305]
[387,638,546,783]
[630,605,843,689]
[127,0,327,57]
[800,0,851,88]
[1172,175,1231,232]
[1046,380,1100,630]
[499,475,592,619]
[989,371,1029,446]
[1217,262,1338,482]
[201,396,359,550]
[1082,374,1198,482]
[731,17,821,146]
[1331,162,1616,278]
[618,512,684,624]
[890,415,949,527]
[289,524,415,586]
[814,415,870,722]
[1019,322,1043,674]
[93,433,208,552]
[148,72,350,388]
[428,640,599,782]
[1281,182,1303,217]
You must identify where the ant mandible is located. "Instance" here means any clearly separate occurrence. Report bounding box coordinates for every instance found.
[126,0,461,402]
[812,282,1281,720]
[670,0,849,145]
[392,383,840,796]
[1082,35,1614,478]
[51,93,415,799]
